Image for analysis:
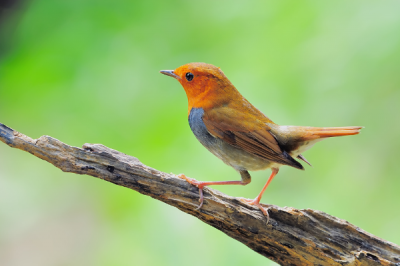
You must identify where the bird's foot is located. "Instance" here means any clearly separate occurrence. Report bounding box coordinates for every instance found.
[177,174,205,209]
[238,197,270,223]
[177,174,202,186]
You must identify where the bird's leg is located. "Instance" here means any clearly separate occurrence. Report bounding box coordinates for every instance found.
[239,168,279,223]
[178,170,251,210]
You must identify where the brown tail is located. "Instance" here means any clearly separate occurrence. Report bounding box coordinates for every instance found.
[272,125,362,163]
[300,126,363,139]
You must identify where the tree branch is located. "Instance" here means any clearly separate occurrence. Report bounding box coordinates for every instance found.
[1,122,399,266]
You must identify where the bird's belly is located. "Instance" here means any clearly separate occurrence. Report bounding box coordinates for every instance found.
[206,139,273,171]
[189,108,273,171]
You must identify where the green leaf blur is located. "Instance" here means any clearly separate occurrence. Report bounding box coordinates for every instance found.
[1,1,400,265]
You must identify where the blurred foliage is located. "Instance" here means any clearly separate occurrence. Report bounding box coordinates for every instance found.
[1,0,400,265]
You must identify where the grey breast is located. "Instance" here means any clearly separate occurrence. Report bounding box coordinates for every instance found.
[188,108,272,172]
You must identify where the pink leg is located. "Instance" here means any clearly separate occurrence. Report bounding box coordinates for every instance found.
[240,168,279,223]
[178,174,246,209]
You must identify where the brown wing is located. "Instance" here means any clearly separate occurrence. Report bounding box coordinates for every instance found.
[202,106,303,169]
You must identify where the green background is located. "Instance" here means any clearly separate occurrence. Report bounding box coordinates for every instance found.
[1,1,400,265]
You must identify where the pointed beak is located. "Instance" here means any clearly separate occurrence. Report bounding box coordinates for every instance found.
[160,70,180,80]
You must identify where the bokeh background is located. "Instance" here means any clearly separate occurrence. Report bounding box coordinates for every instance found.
[1,1,400,265]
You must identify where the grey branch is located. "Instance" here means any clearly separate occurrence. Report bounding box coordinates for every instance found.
[1,122,399,266]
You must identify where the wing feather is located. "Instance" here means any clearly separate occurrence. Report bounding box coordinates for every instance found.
[202,107,303,169]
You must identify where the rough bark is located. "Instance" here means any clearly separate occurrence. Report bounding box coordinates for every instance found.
[1,122,399,266]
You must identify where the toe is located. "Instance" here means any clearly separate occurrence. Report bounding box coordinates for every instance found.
[254,203,270,223]
[178,174,198,185]
[238,197,253,204]
[239,198,270,223]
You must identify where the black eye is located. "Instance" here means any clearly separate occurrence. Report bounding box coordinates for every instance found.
[185,72,194,81]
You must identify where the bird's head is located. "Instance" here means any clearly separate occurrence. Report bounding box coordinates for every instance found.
[160,62,238,110]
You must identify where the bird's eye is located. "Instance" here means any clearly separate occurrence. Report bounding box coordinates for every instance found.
[185,72,194,81]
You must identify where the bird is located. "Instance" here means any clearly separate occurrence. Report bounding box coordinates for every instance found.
[160,62,362,222]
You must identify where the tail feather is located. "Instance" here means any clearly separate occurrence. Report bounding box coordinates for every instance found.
[272,125,363,166]
[297,154,312,166]
[305,126,363,138]
[295,126,363,141]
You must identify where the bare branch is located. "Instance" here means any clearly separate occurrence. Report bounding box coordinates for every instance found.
[1,122,399,266]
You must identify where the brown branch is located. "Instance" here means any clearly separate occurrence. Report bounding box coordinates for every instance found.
[1,122,399,266]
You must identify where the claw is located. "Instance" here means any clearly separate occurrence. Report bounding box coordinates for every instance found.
[177,174,205,209]
[195,188,204,210]
[239,197,270,224]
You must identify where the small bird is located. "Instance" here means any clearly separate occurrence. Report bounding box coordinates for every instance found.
[160,62,362,221]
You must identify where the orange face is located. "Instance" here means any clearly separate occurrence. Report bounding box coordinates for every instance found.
[160,62,239,111]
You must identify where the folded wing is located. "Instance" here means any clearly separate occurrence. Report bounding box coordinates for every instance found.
[202,106,303,169]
